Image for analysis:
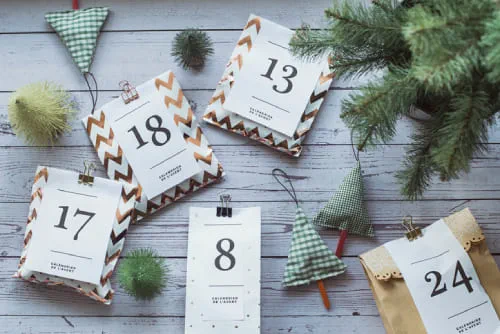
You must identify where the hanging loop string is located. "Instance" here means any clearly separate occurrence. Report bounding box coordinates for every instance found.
[272,168,299,206]
[83,72,99,114]
[350,130,360,162]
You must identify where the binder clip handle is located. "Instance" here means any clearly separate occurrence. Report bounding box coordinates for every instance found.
[217,194,232,218]
[78,161,96,185]
[119,80,139,104]
[402,215,422,241]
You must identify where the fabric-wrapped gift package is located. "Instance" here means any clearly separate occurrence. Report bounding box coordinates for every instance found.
[360,208,500,333]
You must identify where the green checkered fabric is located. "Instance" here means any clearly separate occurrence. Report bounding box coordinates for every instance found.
[283,206,347,287]
[45,7,109,74]
[312,161,373,237]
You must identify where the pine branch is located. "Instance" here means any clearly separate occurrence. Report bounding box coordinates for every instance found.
[431,85,492,180]
[481,12,500,83]
[341,66,420,151]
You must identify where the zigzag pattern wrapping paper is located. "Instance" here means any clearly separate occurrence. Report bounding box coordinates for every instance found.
[203,14,334,157]
[83,71,224,221]
[14,166,136,305]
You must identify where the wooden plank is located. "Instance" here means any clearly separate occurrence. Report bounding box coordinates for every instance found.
[0,31,377,92]
[0,257,390,317]
[1,200,499,258]
[2,90,498,147]
[0,0,334,33]
[0,315,386,334]
[0,145,499,203]
[2,256,498,317]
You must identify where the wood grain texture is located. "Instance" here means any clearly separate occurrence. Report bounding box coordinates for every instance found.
[1,90,499,147]
[1,1,500,333]
[2,200,500,258]
[0,315,385,334]
[0,31,379,92]
[0,0,334,33]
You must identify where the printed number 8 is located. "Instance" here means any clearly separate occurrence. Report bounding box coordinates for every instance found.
[127,115,171,149]
[214,238,236,271]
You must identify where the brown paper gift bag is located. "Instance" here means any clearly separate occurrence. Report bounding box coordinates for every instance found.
[359,208,500,334]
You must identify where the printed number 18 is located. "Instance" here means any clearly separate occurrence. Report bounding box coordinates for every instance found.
[127,115,171,149]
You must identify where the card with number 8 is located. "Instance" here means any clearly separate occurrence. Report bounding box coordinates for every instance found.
[185,206,261,333]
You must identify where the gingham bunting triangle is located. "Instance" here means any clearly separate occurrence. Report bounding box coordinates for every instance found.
[283,206,347,287]
[312,161,373,237]
[45,7,108,73]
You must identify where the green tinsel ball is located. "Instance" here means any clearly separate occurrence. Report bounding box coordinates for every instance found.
[118,248,167,300]
[172,29,214,70]
[8,81,76,145]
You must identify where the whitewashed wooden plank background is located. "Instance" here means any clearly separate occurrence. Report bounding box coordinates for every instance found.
[0,1,499,333]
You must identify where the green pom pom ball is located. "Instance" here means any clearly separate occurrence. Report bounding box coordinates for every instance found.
[118,248,167,300]
[172,29,214,70]
[8,81,76,145]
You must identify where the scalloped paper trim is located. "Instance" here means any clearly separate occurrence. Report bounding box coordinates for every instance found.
[360,208,485,281]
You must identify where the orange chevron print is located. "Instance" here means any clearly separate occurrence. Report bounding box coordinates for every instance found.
[105,250,121,266]
[23,230,32,246]
[121,185,142,202]
[100,271,113,286]
[30,188,43,203]
[27,209,37,224]
[186,127,203,146]
[155,72,175,91]
[244,17,261,33]
[95,128,114,150]
[194,152,213,165]
[231,54,243,69]
[116,208,133,224]
[34,168,49,183]
[237,36,253,52]
[301,108,319,122]
[319,72,335,84]
[86,110,106,134]
[209,91,225,105]
[164,89,184,109]
[174,108,193,127]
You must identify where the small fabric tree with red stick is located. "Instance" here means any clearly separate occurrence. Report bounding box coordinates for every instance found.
[273,169,347,310]
[312,145,373,258]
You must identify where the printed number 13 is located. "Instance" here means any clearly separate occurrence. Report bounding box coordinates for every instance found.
[261,58,298,94]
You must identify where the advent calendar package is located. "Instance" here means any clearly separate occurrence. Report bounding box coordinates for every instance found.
[185,202,261,333]
[15,166,136,304]
[83,71,224,221]
[204,15,333,157]
[360,209,500,334]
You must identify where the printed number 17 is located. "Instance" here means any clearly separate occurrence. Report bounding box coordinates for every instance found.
[54,206,96,240]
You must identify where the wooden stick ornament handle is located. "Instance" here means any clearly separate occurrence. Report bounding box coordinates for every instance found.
[317,280,330,310]
[335,229,348,258]
[72,0,79,10]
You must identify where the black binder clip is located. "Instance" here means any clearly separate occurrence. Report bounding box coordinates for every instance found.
[217,194,232,218]
[120,80,139,104]
[78,161,96,186]
[402,216,422,241]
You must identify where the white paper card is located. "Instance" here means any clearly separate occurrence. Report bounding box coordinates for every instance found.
[102,79,200,199]
[24,168,122,285]
[223,16,328,137]
[385,220,499,334]
[185,207,261,333]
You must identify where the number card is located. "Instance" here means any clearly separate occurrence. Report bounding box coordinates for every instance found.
[83,71,224,220]
[385,219,500,334]
[185,206,261,333]
[204,15,334,157]
[15,166,136,304]
[223,17,326,137]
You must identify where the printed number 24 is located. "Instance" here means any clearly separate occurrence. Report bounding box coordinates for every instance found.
[54,206,96,241]
[127,115,171,149]
[424,260,473,297]
[261,58,298,94]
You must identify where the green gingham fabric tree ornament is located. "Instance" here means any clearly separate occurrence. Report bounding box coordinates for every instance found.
[45,1,108,113]
[313,140,374,258]
[273,169,347,310]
